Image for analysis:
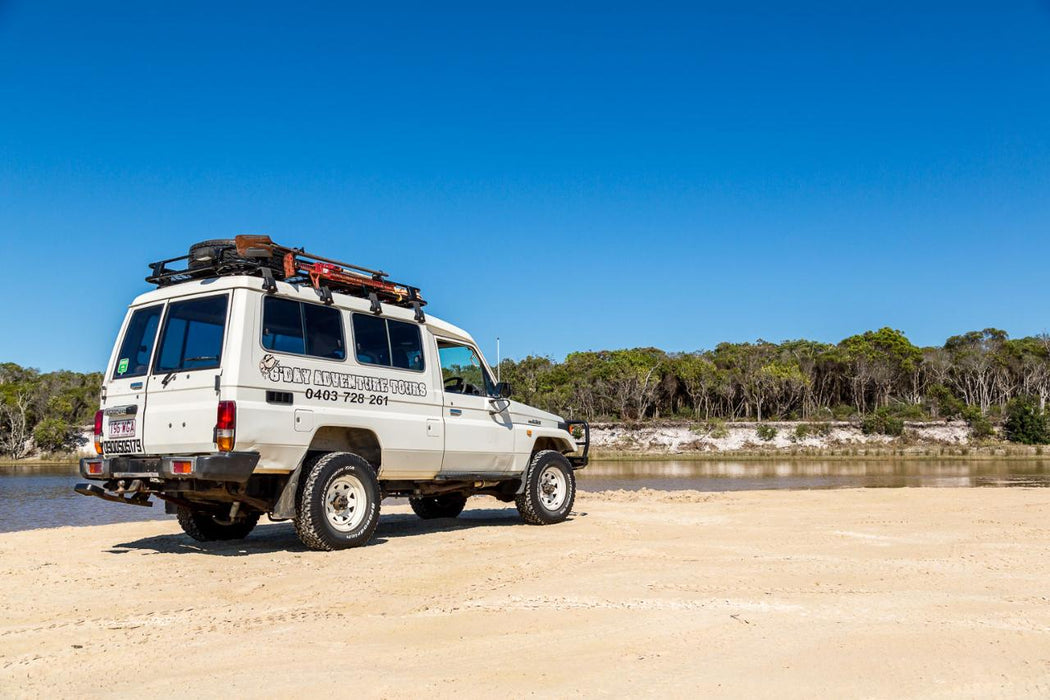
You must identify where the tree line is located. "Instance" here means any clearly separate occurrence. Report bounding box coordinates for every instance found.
[2,327,1049,457]
[0,363,101,458]
[498,328,1050,427]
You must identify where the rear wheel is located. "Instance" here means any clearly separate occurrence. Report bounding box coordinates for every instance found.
[409,493,467,519]
[294,452,381,551]
[176,506,260,541]
[515,450,576,525]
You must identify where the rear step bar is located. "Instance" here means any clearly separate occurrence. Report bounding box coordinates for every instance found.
[74,483,153,507]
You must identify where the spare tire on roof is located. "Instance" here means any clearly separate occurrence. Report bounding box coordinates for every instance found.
[188,239,285,279]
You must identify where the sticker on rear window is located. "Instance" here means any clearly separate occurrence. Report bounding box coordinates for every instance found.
[117,358,129,375]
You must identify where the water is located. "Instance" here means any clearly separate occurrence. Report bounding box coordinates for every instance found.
[2,459,1049,533]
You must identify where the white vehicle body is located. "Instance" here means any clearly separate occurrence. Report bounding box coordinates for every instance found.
[79,260,588,549]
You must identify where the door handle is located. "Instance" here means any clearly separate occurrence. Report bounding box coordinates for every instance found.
[449,408,462,416]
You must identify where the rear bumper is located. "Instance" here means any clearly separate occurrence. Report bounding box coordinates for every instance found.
[79,452,260,483]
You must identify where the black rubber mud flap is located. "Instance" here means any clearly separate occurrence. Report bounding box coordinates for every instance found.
[271,467,303,520]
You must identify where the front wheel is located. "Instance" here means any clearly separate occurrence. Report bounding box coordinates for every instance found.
[176,506,260,541]
[515,450,576,525]
[294,452,381,551]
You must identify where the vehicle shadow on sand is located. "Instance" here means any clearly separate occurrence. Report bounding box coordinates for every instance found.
[107,507,583,556]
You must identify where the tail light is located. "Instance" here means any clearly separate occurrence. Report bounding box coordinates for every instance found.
[215,401,236,452]
[93,410,103,455]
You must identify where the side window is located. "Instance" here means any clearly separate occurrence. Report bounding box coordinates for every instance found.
[262,297,345,360]
[262,297,305,354]
[389,320,424,370]
[352,315,390,366]
[351,315,425,371]
[155,295,228,372]
[304,303,345,360]
[113,305,163,379]
[438,342,494,396]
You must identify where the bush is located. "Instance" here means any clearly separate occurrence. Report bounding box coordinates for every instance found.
[927,384,966,420]
[861,408,905,437]
[888,401,926,421]
[756,424,778,441]
[706,419,729,439]
[793,423,811,440]
[32,418,75,453]
[960,405,995,440]
[1004,396,1050,445]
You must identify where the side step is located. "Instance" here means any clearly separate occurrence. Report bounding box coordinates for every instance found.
[74,483,153,508]
[434,473,515,482]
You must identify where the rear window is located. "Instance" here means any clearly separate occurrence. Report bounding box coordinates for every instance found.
[262,297,345,360]
[113,305,162,379]
[351,314,424,371]
[154,295,229,373]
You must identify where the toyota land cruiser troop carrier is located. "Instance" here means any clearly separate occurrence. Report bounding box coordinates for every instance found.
[77,236,588,550]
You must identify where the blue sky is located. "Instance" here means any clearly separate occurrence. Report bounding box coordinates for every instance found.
[1,1,1048,373]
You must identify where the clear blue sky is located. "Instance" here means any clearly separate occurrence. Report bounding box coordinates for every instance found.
[1,1,1048,373]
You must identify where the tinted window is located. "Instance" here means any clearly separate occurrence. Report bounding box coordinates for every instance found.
[262,297,305,355]
[352,314,390,366]
[304,303,345,360]
[155,295,228,372]
[389,320,424,370]
[262,297,345,360]
[113,305,162,379]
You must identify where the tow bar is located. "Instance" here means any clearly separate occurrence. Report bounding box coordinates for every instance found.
[74,482,153,507]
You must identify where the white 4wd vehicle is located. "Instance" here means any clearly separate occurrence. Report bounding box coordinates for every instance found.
[77,237,588,550]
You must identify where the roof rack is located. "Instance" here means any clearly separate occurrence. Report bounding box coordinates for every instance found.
[146,235,427,320]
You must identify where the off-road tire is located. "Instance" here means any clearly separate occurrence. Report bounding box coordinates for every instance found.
[187,238,285,279]
[176,506,260,541]
[293,452,381,551]
[515,450,576,525]
[409,493,467,520]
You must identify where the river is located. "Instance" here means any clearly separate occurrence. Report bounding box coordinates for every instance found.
[1,459,1048,533]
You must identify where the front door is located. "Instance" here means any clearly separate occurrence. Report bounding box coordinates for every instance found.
[437,340,515,473]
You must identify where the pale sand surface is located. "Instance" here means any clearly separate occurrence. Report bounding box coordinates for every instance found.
[2,488,1049,698]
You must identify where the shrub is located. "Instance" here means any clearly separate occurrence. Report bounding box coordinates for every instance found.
[793,424,811,440]
[861,408,905,437]
[1004,396,1050,445]
[960,405,995,440]
[888,401,926,421]
[927,384,966,420]
[756,424,778,441]
[32,418,75,453]
[706,419,729,439]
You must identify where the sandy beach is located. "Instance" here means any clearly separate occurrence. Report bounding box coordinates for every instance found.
[2,488,1049,698]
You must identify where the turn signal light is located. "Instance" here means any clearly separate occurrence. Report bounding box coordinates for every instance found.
[172,460,193,475]
[215,400,236,452]
[93,410,103,455]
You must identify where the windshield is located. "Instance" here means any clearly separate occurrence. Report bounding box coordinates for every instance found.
[154,295,229,373]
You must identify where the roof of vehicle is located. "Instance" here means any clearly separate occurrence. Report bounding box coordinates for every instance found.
[128,275,477,346]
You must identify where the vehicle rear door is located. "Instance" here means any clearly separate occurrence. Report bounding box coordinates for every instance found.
[141,293,231,455]
[100,304,164,456]
[436,340,515,473]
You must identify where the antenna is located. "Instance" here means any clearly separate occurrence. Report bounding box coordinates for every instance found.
[496,337,501,382]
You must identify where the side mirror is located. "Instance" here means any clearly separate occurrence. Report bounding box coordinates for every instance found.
[495,381,513,398]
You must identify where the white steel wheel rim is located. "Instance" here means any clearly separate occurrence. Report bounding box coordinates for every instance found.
[324,474,367,532]
[538,465,568,511]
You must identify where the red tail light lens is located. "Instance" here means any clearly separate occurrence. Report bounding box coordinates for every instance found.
[93,410,103,455]
[215,401,236,452]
